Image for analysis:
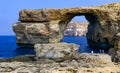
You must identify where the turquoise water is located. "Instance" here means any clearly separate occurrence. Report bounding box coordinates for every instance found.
[0,36,101,58]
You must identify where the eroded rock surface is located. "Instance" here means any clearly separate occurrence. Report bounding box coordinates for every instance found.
[34,43,79,61]
[0,53,119,73]
[13,22,62,47]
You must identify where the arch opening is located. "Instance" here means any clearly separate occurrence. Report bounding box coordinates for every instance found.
[64,15,88,36]
[61,14,109,53]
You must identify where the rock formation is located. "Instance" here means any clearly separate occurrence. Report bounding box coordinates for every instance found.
[0,54,120,73]
[34,43,79,62]
[13,2,120,62]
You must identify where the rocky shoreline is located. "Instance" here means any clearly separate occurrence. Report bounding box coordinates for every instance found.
[8,2,120,73]
[0,54,119,73]
[0,43,120,73]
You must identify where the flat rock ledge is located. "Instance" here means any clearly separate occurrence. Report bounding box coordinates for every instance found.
[0,54,119,73]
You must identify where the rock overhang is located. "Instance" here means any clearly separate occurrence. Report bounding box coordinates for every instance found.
[19,2,120,22]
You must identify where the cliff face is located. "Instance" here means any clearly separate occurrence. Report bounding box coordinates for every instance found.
[64,22,88,36]
[13,3,120,61]
[86,3,120,49]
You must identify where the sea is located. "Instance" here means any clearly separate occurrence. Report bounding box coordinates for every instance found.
[0,36,100,58]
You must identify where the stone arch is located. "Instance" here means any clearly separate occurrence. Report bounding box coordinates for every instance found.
[13,2,120,61]
[13,9,113,50]
[58,13,98,34]
[58,13,106,49]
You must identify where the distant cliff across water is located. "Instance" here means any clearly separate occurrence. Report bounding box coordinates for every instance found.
[64,22,88,36]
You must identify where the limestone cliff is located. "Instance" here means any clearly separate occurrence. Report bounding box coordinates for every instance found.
[64,22,88,36]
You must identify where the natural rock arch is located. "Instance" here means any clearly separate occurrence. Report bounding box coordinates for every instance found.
[60,13,105,48]
[13,2,120,61]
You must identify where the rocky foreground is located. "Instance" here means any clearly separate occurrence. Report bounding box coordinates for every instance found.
[0,43,120,73]
[0,54,119,73]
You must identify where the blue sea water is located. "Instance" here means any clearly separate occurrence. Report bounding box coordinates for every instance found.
[62,36,100,53]
[0,36,35,58]
[0,36,100,58]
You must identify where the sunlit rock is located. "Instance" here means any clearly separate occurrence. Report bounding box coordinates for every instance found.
[64,22,88,36]
[0,53,119,73]
[13,22,63,47]
[14,2,120,48]
[34,43,79,62]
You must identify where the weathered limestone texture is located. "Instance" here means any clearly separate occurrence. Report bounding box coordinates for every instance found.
[13,22,62,47]
[0,54,120,73]
[34,43,79,61]
[13,2,120,61]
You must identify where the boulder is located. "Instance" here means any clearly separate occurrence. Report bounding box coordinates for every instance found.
[34,43,79,61]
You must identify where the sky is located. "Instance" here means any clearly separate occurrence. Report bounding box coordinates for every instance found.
[0,0,120,35]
